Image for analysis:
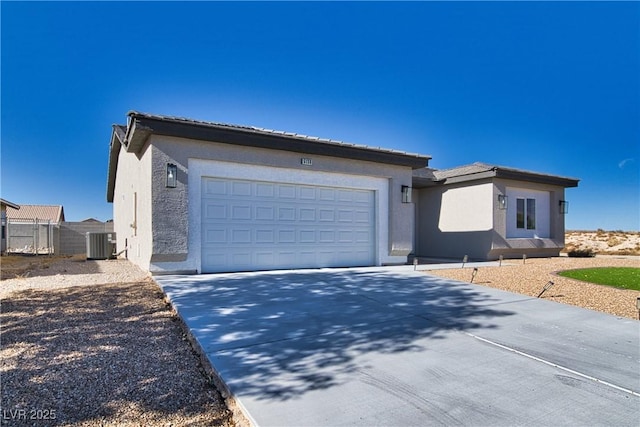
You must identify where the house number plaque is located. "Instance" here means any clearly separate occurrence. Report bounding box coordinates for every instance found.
[301,158,313,166]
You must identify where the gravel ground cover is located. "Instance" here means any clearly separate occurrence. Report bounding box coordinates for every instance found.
[0,257,234,426]
[1,254,638,426]
[425,256,640,319]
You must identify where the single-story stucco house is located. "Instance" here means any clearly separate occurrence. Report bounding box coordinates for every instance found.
[5,204,66,223]
[107,111,579,274]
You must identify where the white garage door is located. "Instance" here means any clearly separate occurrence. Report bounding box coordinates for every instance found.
[201,177,376,273]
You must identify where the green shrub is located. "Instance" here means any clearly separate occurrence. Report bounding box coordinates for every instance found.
[567,248,596,257]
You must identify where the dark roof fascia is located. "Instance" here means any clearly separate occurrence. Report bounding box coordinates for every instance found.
[125,118,153,153]
[440,169,579,187]
[431,163,579,188]
[127,114,430,169]
[0,199,20,210]
[412,177,441,188]
[411,167,441,188]
[494,169,579,188]
[441,170,497,185]
[106,125,126,202]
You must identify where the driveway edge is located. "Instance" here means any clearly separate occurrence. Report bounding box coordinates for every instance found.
[155,278,255,427]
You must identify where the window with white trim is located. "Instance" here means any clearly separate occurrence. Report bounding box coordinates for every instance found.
[506,188,549,238]
[516,198,536,230]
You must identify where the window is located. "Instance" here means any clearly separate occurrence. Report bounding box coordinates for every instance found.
[506,188,549,238]
[516,198,536,230]
[527,198,536,229]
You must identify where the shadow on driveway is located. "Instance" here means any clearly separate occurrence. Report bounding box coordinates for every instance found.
[158,268,519,402]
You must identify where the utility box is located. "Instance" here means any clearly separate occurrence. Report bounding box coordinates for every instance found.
[86,232,116,260]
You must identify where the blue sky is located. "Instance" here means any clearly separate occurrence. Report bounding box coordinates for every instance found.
[1,1,639,230]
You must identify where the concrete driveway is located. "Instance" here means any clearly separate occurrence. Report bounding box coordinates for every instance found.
[155,267,639,426]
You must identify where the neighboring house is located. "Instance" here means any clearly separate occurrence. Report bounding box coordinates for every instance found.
[1,199,20,255]
[4,204,65,254]
[3,205,114,255]
[6,204,65,223]
[107,111,579,274]
[82,218,102,223]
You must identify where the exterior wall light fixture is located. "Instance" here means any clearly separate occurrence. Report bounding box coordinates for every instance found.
[166,163,177,188]
[498,194,508,210]
[559,200,569,214]
[401,185,412,203]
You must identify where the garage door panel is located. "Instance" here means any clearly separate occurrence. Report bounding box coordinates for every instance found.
[232,181,252,196]
[205,204,227,220]
[204,180,227,195]
[319,209,335,221]
[256,183,275,198]
[256,252,275,266]
[278,185,296,198]
[278,207,296,221]
[299,230,316,243]
[231,205,252,220]
[337,210,354,222]
[231,253,252,265]
[337,190,353,202]
[256,229,275,243]
[204,252,227,268]
[337,230,354,242]
[299,187,316,199]
[353,191,372,204]
[319,188,335,201]
[355,231,372,243]
[202,177,375,273]
[204,229,227,244]
[319,230,335,243]
[354,210,371,223]
[256,206,275,221]
[231,229,251,243]
[299,251,317,264]
[278,230,296,243]
[276,251,298,264]
[299,208,316,221]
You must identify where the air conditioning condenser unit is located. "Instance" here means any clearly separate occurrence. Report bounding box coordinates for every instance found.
[86,232,116,260]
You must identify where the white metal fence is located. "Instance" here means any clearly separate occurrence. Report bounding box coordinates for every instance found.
[3,219,57,255]
[2,220,114,255]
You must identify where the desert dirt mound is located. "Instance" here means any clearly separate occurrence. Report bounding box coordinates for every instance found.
[564,230,640,256]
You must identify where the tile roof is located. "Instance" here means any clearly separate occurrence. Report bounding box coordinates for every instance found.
[108,111,432,202]
[432,163,496,180]
[6,205,65,223]
[126,111,430,161]
[421,162,579,187]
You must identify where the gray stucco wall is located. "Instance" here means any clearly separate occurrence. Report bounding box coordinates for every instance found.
[114,134,416,273]
[415,179,568,260]
[152,136,415,268]
[113,140,153,270]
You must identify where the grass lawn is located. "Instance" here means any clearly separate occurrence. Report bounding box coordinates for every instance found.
[558,267,640,291]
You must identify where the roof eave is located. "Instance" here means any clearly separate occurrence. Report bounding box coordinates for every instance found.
[0,199,20,210]
[495,170,580,188]
[106,125,126,203]
[126,113,431,169]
